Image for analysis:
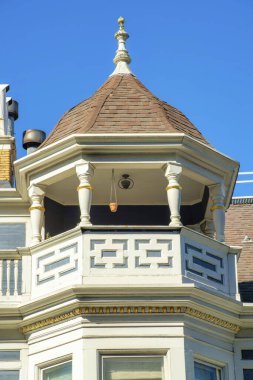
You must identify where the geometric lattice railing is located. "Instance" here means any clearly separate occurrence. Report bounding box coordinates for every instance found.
[185,243,225,285]
[36,243,78,285]
[89,236,173,272]
[0,226,239,301]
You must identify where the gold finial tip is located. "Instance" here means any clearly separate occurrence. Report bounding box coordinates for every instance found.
[118,16,125,26]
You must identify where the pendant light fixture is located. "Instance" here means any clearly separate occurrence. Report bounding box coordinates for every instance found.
[109,169,118,212]
[118,174,134,190]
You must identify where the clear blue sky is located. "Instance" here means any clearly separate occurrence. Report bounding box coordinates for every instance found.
[1,0,252,196]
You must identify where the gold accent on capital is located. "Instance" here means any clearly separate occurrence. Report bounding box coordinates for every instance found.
[210,205,225,212]
[20,305,240,334]
[166,185,182,191]
[29,206,45,212]
[77,185,93,191]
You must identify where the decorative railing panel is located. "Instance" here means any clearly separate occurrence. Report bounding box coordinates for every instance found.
[36,243,78,285]
[31,234,82,298]
[182,234,230,294]
[87,233,176,274]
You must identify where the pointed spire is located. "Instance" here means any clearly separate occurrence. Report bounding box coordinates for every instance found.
[110,17,133,76]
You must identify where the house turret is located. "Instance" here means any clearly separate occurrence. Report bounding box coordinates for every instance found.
[0,17,249,380]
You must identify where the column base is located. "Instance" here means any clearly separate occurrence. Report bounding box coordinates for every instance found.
[30,238,41,246]
[79,221,93,228]
[169,221,183,227]
[216,234,225,243]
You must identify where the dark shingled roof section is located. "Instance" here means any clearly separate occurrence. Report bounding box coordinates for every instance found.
[40,74,209,148]
[225,200,253,302]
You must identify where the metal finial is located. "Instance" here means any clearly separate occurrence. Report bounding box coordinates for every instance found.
[110,17,133,76]
[118,16,125,27]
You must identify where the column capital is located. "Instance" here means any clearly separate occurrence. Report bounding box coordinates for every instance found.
[76,162,94,178]
[163,162,182,178]
[209,182,225,199]
[28,184,46,198]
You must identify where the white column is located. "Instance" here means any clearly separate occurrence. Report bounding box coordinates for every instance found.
[0,260,2,296]
[76,162,94,227]
[14,259,19,296]
[209,182,226,242]
[6,260,11,296]
[28,184,45,244]
[164,163,183,227]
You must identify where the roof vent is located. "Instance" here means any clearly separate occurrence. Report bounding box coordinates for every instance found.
[22,129,46,154]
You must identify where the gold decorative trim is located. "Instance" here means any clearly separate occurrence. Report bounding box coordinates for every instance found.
[210,205,225,212]
[20,305,240,334]
[29,206,45,212]
[166,185,182,191]
[77,185,93,191]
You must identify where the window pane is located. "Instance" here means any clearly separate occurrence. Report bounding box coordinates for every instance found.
[243,369,253,380]
[0,351,20,361]
[103,356,163,380]
[43,361,72,380]
[0,224,25,249]
[194,362,220,380]
[0,371,19,380]
[242,350,253,360]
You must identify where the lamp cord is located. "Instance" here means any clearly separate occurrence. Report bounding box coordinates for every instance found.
[110,169,118,203]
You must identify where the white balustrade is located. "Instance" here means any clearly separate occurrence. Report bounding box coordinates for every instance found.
[0,257,22,299]
[28,226,240,300]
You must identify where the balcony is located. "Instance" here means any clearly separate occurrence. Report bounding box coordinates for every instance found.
[0,226,240,302]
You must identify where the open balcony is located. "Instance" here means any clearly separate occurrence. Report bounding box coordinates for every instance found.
[0,226,240,303]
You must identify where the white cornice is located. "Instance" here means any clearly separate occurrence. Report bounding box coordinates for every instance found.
[15,284,241,335]
[13,133,239,207]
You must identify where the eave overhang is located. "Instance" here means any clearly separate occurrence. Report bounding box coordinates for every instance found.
[14,133,239,208]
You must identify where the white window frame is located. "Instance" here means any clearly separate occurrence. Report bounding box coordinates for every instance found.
[38,356,72,380]
[101,353,166,380]
[194,359,223,380]
[0,349,21,380]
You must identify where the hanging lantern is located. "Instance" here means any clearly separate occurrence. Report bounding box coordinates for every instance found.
[109,169,118,212]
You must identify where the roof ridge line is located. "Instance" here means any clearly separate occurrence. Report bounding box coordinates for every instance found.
[83,75,123,134]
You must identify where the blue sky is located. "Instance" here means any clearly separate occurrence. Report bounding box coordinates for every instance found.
[1,0,253,195]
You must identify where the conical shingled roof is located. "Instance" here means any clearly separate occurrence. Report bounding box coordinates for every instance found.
[41,73,209,148]
[41,18,209,148]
